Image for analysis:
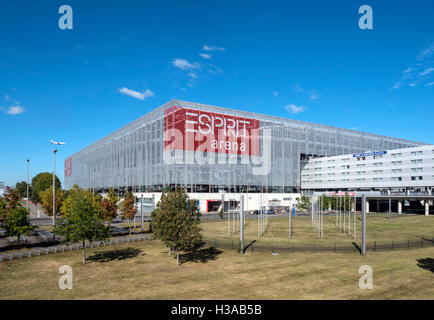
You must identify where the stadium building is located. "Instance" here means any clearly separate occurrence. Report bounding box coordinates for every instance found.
[64,100,426,212]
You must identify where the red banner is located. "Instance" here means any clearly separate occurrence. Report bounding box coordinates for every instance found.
[164,106,260,156]
[65,158,72,177]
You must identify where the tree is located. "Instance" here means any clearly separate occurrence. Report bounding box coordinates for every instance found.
[39,187,64,216]
[100,197,117,224]
[3,186,20,213]
[31,172,61,204]
[0,197,7,222]
[55,186,109,264]
[152,187,203,265]
[15,181,30,198]
[4,207,35,247]
[120,192,136,235]
[107,188,118,206]
[296,196,311,211]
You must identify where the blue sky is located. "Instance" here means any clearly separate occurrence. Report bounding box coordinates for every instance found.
[1,0,434,186]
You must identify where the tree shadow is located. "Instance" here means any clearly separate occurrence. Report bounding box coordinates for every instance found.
[417,258,434,273]
[88,247,144,263]
[178,247,223,265]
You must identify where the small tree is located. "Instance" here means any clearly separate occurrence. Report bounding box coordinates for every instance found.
[15,181,30,198]
[31,172,61,204]
[121,192,137,235]
[4,207,35,247]
[39,187,64,216]
[152,187,203,265]
[55,186,109,264]
[101,197,117,226]
[296,196,311,212]
[0,197,6,222]
[107,188,118,206]
[3,187,20,213]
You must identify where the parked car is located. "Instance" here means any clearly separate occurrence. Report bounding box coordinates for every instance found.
[266,209,275,215]
[250,210,260,215]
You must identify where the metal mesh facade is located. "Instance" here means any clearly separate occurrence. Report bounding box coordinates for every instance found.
[65,100,424,193]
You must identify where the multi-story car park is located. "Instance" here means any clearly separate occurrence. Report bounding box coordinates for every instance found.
[64,99,424,213]
[301,145,434,215]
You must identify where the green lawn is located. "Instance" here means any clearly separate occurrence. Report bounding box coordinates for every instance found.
[201,214,434,247]
[1,239,433,299]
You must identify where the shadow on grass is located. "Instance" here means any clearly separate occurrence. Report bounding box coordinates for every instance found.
[417,258,434,273]
[178,247,223,265]
[88,247,144,263]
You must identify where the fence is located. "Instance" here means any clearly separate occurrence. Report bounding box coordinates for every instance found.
[202,237,434,254]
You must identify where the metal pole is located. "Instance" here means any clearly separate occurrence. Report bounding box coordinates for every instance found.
[240,195,244,253]
[26,159,30,212]
[354,192,356,240]
[335,196,339,228]
[348,195,351,236]
[311,195,314,227]
[361,194,367,256]
[52,150,57,226]
[339,196,342,230]
[289,204,292,239]
[344,195,346,233]
[140,194,144,232]
[321,199,324,239]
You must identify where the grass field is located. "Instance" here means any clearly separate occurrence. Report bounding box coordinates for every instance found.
[201,214,434,247]
[1,239,433,299]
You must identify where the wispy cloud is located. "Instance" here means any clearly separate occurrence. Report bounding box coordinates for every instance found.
[285,104,306,114]
[419,67,434,76]
[292,84,319,100]
[208,64,223,74]
[187,73,197,87]
[392,43,434,90]
[172,58,200,70]
[202,45,225,52]
[426,82,434,87]
[272,91,278,96]
[417,43,434,60]
[199,53,211,60]
[5,95,19,104]
[5,105,25,115]
[118,87,154,100]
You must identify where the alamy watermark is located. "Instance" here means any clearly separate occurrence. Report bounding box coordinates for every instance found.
[58,265,73,290]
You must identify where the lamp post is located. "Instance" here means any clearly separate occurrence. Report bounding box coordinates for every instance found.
[52,149,58,226]
[27,159,30,212]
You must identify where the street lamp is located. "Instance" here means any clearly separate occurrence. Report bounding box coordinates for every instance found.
[50,139,66,227]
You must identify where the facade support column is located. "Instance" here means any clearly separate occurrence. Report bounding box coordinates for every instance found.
[398,201,402,214]
[366,200,369,213]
